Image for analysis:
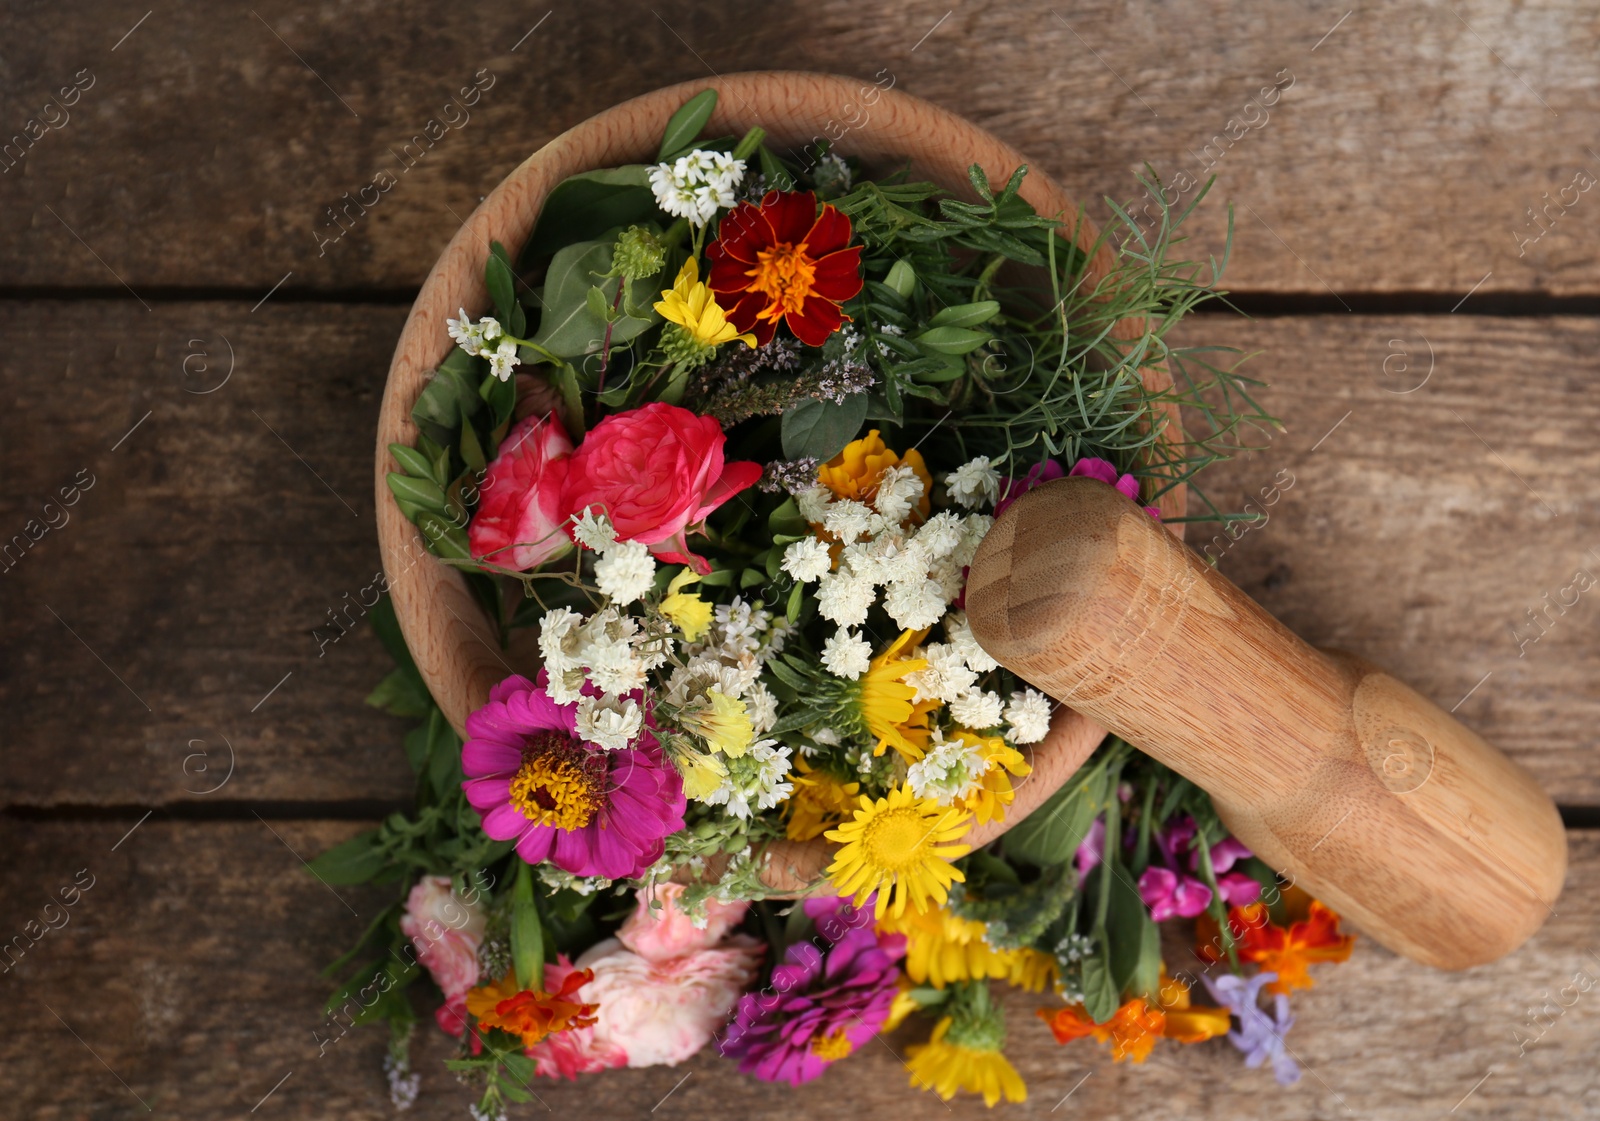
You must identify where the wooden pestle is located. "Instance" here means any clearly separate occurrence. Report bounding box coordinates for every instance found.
[965,478,1567,970]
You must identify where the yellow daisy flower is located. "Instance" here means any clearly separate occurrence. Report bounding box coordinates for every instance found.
[825,784,971,919]
[653,257,757,349]
[949,730,1032,826]
[859,629,938,761]
[783,757,861,842]
[1004,948,1059,994]
[907,1017,1027,1107]
[667,740,729,801]
[658,567,713,641]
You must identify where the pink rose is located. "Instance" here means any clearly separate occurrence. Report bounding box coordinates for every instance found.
[617,883,750,963]
[559,403,762,573]
[525,956,629,1079]
[399,875,486,1005]
[467,413,574,570]
[574,934,764,1067]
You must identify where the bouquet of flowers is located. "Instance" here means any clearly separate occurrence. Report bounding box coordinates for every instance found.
[315,88,1354,1114]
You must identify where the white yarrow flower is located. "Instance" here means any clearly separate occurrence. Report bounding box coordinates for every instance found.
[815,569,875,627]
[946,611,999,672]
[648,148,745,227]
[904,642,978,705]
[908,731,991,804]
[821,628,873,679]
[1004,688,1054,744]
[915,511,965,561]
[575,694,644,751]
[882,576,949,631]
[701,738,793,819]
[823,499,878,545]
[539,607,585,672]
[873,464,925,524]
[795,485,833,524]
[593,539,656,605]
[781,537,833,583]
[950,688,1005,730]
[945,456,1000,509]
[572,507,618,551]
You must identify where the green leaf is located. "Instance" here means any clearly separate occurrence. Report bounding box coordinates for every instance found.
[767,497,808,538]
[479,368,517,429]
[388,443,440,485]
[402,724,430,775]
[585,285,613,323]
[1131,904,1163,1001]
[1080,932,1119,1023]
[458,420,488,475]
[529,237,657,360]
[306,832,388,885]
[486,242,525,337]
[913,325,993,356]
[786,581,804,624]
[929,300,1000,329]
[780,392,869,461]
[657,89,718,161]
[365,666,431,719]
[1002,767,1104,866]
[511,864,545,992]
[416,511,471,560]
[425,708,463,800]
[739,566,765,588]
[758,144,795,191]
[1105,860,1151,994]
[522,166,657,264]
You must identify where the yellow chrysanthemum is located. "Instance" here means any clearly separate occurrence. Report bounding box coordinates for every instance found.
[878,903,1011,987]
[860,629,937,761]
[818,429,934,520]
[680,689,753,757]
[825,784,971,919]
[906,1017,1027,1108]
[659,567,713,641]
[1005,949,1059,994]
[783,757,861,841]
[654,257,757,349]
[949,730,1032,826]
[882,979,921,1033]
[669,742,728,800]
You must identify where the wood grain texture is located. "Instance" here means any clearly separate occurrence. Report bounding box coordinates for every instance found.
[2,817,1597,1120]
[4,1,1600,295]
[376,71,1188,891]
[966,478,1566,968]
[2,305,1596,808]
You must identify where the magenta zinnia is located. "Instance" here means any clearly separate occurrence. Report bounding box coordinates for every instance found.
[719,896,905,1084]
[461,674,685,879]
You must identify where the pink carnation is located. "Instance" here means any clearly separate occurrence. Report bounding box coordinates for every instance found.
[467,412,574,570]
[574,934,765,1067]
[525,956,628,1079]
[559,402,761,574]
[400,875,485,1001]
[995,455,1161,520]
[618,883,750,964]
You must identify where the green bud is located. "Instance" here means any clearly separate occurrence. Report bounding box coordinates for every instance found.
[613,225,667,282]
[660,322,717,369]
[722,833,748,854]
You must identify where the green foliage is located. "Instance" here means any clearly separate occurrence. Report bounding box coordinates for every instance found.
[780,392,869,461]
[521,166,657,265]
[528,234,661,359]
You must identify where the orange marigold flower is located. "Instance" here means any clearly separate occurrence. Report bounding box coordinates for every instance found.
[706,190,864,346]
[816,429,933,517]
[1037,998,1166,1063]
[1155,972,1231,1044]
[1196,899,1356,995]
[465,968,597,1048]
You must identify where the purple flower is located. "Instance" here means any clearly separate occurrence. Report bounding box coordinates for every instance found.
[719,912,905,1084]
[1216,871,1263,907]
[1138,865,1213,921]
[1203,971,1300,1086]
[1208,836,1253,874]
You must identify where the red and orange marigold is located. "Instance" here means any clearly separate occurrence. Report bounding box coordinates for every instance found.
[706,190,864,346]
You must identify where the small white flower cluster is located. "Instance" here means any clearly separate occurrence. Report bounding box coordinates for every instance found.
[1002,687,1054,744]
[945,455,1002,509]
[670,595,789,739]
[446,307,521,381]
[874,322,905,358]
[540,604,670,716]
[701,738,795,819]
[789,475,993,681]
[648,148,746,226]
[899,615,1052,740]
[572,507,658,605]
[535,864,614,897]
[907,729,991,805]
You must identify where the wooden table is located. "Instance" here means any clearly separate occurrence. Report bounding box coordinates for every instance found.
[2,3,1595,1117]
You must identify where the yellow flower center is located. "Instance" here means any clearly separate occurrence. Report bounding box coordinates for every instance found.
[747,242,817,318]
[862,804,935,872]
[809,1027,855,1062]
[507,731,607,830]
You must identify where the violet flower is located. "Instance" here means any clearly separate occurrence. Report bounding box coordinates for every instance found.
[1203,971,1300,1086]
[1075,816,1106,882]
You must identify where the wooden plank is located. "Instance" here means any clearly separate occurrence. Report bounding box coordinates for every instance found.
[3,2,1600,294]
[1181,313,1600,805]
[0,818,1594,1119]
[1,303,1596,805]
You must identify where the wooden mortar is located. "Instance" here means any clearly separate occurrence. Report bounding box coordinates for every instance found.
[965,477,1568,969]
[377,72,1189,892]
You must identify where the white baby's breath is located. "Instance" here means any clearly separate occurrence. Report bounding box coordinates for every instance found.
[593,539,656,605]
[575,693,644,751]
[945,456,1000,509]
[1004,688,1054,744]
[572,506,618,552]
[950,688,1005,730]
[781,537,833,583]
[821,628,873,680]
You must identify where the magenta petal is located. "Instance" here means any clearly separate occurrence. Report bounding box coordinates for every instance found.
[515,825,556,865]
[463,775,512,810]
[1068,457,1119,486]
[481,801,531,841]
[1113,473,1141,501]
[462,739,520,778]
